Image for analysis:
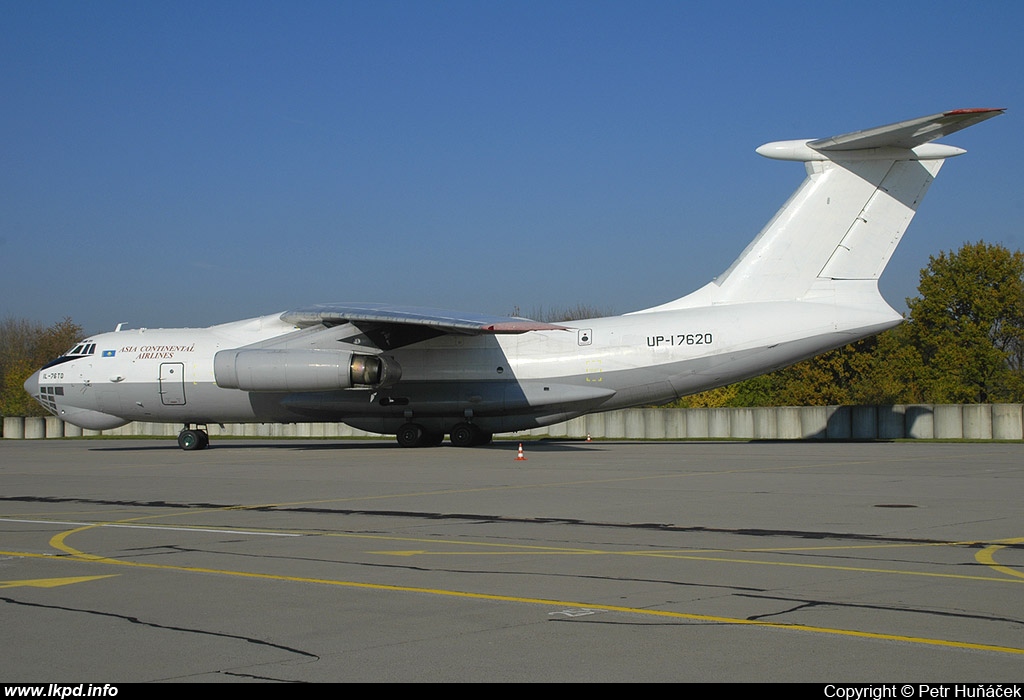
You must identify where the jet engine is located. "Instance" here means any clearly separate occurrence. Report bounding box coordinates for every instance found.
[214,349,401,391]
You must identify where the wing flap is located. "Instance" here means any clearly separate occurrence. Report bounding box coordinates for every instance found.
[281,303,567,335]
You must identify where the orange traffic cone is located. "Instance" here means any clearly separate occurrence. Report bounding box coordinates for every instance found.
[586,433,591,442]
[515,443,528,461]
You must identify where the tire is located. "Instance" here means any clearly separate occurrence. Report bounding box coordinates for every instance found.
[396,423,424,448]
[178,429,202,451]
[449,422,478,447]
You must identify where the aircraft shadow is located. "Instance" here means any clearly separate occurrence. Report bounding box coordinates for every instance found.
[87,438,598,453]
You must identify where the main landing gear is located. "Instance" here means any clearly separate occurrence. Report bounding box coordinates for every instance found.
[449,422,492,447]
[178,424,210,451]
[395,423,443,448]
[395,421,492,448]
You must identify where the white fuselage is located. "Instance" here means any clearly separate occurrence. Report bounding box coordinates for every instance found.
[23,108,1000,446]
[27,297,900,434]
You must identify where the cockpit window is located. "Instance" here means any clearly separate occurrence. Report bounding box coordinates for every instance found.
[64,343,95,357]
[41,340,94,370]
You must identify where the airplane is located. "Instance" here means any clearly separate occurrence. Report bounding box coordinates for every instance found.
[24,108,1004,450]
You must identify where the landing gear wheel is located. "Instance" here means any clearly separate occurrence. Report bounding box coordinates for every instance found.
[178,429,207,451]
[396,423,424,448]
[449,422,481,447]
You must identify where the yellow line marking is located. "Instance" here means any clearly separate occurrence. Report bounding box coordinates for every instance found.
[11,514,1019,585]
[363,545,1024,584]
[2,518,299,537]
[976,537,1024,580]
[25,534,1024,657]
[12,449,1022,656]
[0,550,65,560]
[0,575,117,589]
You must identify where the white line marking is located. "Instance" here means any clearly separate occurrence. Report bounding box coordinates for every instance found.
[0,518,301,537]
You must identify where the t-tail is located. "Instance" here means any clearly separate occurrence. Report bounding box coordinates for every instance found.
[643,108,1004,313]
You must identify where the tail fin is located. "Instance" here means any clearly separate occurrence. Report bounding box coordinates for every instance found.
[647,109,1004,311]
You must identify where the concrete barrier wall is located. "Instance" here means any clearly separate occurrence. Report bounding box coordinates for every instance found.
[3,404,1023,441]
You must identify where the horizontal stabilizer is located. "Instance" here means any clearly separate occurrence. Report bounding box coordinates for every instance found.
[808,108,1004,151]
[647,108,1004,310]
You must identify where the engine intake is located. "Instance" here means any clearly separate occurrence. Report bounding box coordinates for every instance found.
[214,349,401,391]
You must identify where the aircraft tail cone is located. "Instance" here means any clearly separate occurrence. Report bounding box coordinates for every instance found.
[515,443,528,461]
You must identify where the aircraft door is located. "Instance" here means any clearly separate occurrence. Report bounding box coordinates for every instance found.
[159,362,186,405]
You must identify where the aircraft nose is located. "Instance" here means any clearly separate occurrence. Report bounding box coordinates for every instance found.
[23,369,40,398]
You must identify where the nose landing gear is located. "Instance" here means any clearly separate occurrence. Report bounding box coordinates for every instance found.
[178,424,210,451]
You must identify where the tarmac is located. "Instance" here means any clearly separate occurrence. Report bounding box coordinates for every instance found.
[1,438,1022,682]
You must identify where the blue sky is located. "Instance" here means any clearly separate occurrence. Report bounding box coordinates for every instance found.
[3,1,1021,334]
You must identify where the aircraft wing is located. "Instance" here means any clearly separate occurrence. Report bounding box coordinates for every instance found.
[808,108,1004,151]
[281,303,568,335]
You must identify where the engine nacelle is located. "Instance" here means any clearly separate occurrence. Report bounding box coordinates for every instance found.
[214,349,401,392]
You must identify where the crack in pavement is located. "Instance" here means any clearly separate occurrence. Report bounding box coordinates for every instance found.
[740,593,1024,626]
[0,595,319,661]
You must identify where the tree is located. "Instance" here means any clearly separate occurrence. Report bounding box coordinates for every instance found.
[906,242,1024,402]
[845,325,927,405]
[523,304,616,323]
[0,317,84,416]
[672,241,1024,407]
